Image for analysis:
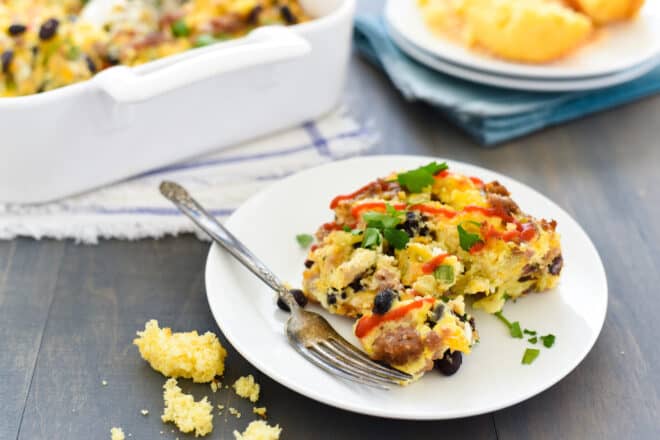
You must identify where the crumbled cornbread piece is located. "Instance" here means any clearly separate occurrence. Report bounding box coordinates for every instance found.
[161,378,213,437]
[217,404,225,410]
[253,407,267,418]
[233,375,260,403]
[233,420,282,440]
[111,427,125,440]
[210,380,221,393]
[229,407,242,418]
[134,320,227,383]
[141,409,149,416]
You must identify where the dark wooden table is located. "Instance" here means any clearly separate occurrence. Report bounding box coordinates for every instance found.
[3,2,660,439]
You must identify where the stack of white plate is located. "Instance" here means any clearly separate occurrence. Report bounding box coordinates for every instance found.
[385,0,660,92]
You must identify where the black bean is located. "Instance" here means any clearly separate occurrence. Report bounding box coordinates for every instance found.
[85,56,96,73]
[340,291,347,299]
[304,259,314,269]
[39,18,59,41]
[327,292,337,305]
[1,50,14,74]
[247,5,263,24]
[276,288,307,312]
[280,5,297,24]
[8,24,27,36]
[548,255,563,275]
[372,289,396,315]
[434,350,462,376]
[348,276,363,292]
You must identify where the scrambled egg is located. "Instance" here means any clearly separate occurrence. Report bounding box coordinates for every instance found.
[233,374,260,403]
[355,296,476,376]
[302,162,562,374]
[233,420,282,440]
[134,319,227,383]
[0,0,308,96]
[162,378,214,437]
[570,0,645,23]
[420,0,593,63]
[110,427,125,440]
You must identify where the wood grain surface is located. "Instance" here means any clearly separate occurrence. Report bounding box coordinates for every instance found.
[2,2,660,438]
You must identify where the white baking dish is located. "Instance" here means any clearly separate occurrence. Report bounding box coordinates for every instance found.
[0,0,355,203]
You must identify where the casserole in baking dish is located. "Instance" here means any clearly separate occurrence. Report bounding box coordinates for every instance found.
[0,0,355,203]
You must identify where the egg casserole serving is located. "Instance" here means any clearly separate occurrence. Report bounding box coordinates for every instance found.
[301,162,563,377]
[0,0,308,97]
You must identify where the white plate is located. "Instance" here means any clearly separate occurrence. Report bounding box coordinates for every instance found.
[385,0,660,79]
[205,155,607,420]
[388,24,660,91]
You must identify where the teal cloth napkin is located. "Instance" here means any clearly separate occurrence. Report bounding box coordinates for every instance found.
[354,16,660,146]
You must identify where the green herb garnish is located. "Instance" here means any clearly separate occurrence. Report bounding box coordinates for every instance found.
[494,311,523,338]
[361,228,381,249]
[295,234,314,248]
[383,228,409,250]
[342,225,352,232]
[541,334,556,348]
[523,329,537,336]
[361,204,409,250]
[528,336,538,344]
[171,19,190,37]
[457,221,482,252]
[434,265,455,284]
[522,348,540,365]
[396,162,448,193]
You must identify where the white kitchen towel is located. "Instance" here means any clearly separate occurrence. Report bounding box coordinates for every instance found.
[0,107,377,244]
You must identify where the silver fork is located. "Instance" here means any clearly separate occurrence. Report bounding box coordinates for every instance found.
[160,181,413,389]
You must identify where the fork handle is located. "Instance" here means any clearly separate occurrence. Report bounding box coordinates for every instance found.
[159,181,299,311]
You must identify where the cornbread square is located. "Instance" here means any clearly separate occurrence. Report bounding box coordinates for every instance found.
[161,378,213,437]
[233,375,260,403]
[233,420,282,440]
[110,427,125,440]
[134,320,227,383]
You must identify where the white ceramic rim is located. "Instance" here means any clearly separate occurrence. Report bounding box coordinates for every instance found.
[385,0,660,80]
[388,24,660,92]
[0,0,355,107]
[204,155,608,420]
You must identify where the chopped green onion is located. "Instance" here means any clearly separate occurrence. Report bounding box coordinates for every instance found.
[494,311,522,338]
[523,329,537,336]
[528,336,538,344]
[522,348,540,365]
[541,334,556,348]
[434,265,455,284]
[295,234,313,248]
[342,225,351,232]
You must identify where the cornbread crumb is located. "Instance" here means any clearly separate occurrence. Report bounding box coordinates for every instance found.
[134,320,227,383]
[111,427,125,440]
[140,409,149,416]
[253,407,267,418]
[233,420,282,440]
[229,407,242,418]
[233,375,260,402]
[217,404,225,410]
[161,378,213,437]
[210,379,221,393]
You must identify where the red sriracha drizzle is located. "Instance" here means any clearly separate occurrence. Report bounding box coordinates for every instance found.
[421,253,449,274]
[350,202,457,220]
[329,180,392,209]
[355,297,435,338]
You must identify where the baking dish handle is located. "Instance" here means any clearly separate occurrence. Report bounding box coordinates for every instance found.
[93,26,311,103]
